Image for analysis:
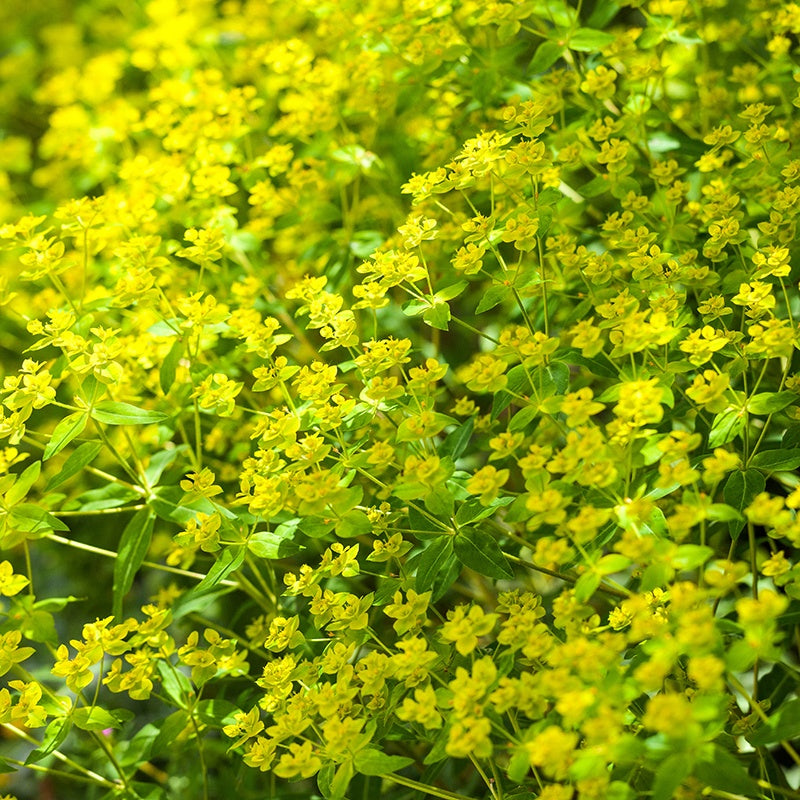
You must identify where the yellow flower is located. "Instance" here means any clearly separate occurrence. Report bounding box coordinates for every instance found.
[440,605,497,655]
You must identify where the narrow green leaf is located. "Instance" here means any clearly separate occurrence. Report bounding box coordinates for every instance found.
[415,537,454,593]
[723,468,765,538]
[476,284,509,314]
[46,441,102,492]
[248,529,305,559]
[43,412,88,461]
[25,717,72,765]
[75,484,140,512]
[587,0,620,27]
[424,487,455,519]
[694,746,760,796]
[671,544,714,570]
[569,27,616,52]
[335,509,372,539]
[652,753,693,800]
[194,699,240,728]
[160,338,184,394]
[705,503,743,522]
[747,391,796,415]
[113,508,155,619]
[144,447,183,487]
[92,401,168,426]
[353,748,414,776]
[454,496,514,526]
[454,526,513,579]
[749,448,800,473]
[5,461,41,506]
[72,706,130,732]
[596,554,631,575]
[708,408,745,448]
[156,660,193,705]
[574,571,602,602]
[747,698,800,746]
[435,280,468,302]
[330,760,355,799]
[439,417,474,460]
[529,40,565,74]
[194,546,245,593]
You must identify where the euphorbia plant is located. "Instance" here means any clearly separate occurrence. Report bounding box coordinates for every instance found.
[0,0,799,799]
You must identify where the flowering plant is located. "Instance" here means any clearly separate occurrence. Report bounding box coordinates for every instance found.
[0,0,799,799]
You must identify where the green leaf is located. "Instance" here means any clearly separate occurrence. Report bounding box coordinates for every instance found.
[194,699,240,728]
[5,461,41,506]
[708,408,745,448]
[569,27,616,51]
[671,544,714,570]
[26,717,72,765]
[153,710,190,753]
[194,546,246,593]
[476,284,509,314]
[248,529,305,559]
[317,763,336,800]
[574,571,601,602]
[422,299,450,330]
[155,659,193,705]
[749,448,800,472]
[169,584,237,622]
[509,406,538,432]
[747,391,796,415]
[507,746,531,783]
[640,562,674,592]
[75,484,140,512]
[705,503,743,522]
[587,0,620,27]
[401,298,427,317]
[453,526,513,579]
[113,508,155,619]
[45,441,102,492]
[144,447,183,487]
[435,280,468,302]
[647,132,681,153]
[747,698,800,746]
[534,362,570,396]
[694,746,760,796]
[596,554,631,575]
[415,536,454,593]
[43,412,87,461]
[72,706,131,732]
[529,40,565,73]
[329,760,355,799]
[349,230,384,259]
[335,509,372,538]
[652,753,693,800]
[424,487,455,519]
[455,496,514,526]
[439,417,474,460]
[723,469,765,538]
[91,401,169,426]
[7,504,68,534]
[353,748,414,776]
[160,338,184,394]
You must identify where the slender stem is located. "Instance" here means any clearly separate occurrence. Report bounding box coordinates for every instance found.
[53,504,148,517]
[728,675,800,767]
[1,723,117,788]
[383,773,479,800]
[43,533,238,586]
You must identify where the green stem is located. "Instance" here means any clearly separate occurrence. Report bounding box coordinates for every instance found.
[383,772,479,800]
[43,533,239,586]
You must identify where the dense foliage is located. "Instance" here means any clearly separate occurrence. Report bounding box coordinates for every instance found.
[0,0,799,798]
